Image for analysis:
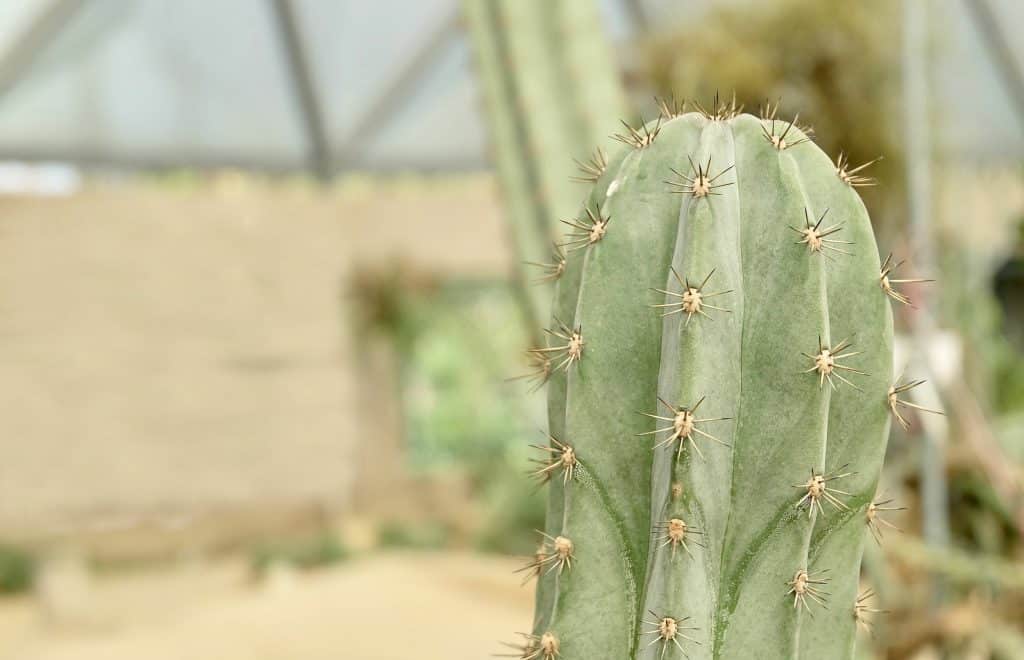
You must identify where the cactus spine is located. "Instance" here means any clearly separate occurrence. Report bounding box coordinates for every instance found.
[524,106,901,659]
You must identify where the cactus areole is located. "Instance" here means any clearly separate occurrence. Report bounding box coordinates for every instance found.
[523,106,898,659]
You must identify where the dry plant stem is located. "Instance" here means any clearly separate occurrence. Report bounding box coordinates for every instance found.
[947,382,1024,541]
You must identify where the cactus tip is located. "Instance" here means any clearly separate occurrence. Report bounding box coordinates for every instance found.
[656,94,687,120]
[760,107,813,151]
[694,90,742,121]
[612,116,662,149]
[665,155,736,198]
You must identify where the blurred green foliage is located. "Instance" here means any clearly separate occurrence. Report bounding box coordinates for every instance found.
[474,469,546,555]
[642,0,904,233]
[400,282,538,469]
[0,545,35,595]
[250,532,348,575]
[357,277,546,555]
[376,519,453,550]
[992,217,1024,409]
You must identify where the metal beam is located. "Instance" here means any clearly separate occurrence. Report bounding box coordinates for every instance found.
[270,0,332,181]
[962,0,1024,134]
[0,144,484,175]
[0,0,85,101]
[904,0,951,609]
[621,0,649,33]
[335,6,460,171]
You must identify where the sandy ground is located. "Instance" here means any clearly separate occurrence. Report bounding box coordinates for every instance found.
[0,551,532,660]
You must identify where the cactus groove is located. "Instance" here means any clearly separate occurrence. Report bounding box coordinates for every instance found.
[524,106,900,659]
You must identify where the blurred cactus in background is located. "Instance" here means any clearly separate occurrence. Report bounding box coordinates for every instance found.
[463,0,629,331]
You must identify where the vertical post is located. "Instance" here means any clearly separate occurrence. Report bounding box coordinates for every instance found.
[903,0,950,605]
[270,0,331,181]
[962,0,1024,133]
[0,0,86,101]
[620,0,649,33]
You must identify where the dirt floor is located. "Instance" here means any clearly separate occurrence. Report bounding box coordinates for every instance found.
[0,551,532,660]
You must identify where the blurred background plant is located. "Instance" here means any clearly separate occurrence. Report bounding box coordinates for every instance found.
[0,546,35,595]
[349,273,546,555]
[642,0,906,234]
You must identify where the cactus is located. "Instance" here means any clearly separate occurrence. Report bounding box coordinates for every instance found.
[513,103,929,659]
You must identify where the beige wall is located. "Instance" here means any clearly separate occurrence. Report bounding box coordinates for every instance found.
[0,174,508,542]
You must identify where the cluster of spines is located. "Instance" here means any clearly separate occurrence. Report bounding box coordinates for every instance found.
[571,147,609,184]
[637,395,731,462]
[853,588,889,635]
[506,101,947,655]
[612,117,663,150]
[695,91,743,121]
[656,95,686,121]
[666,156,735,199]
[652,517,704,560]
[559,208,610,252]
[498,632,560,660]
[790,208,853,260]
[760,99,814,151]
[643,611,700,658]
[650,267,733,325]
[526,243,567,284]
[835,152,882,188]
[794,466,855,518]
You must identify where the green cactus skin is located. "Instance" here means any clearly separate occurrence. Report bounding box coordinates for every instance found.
[525,107,895,660]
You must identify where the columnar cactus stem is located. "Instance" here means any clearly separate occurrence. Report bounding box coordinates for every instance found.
[519,106,914,659]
